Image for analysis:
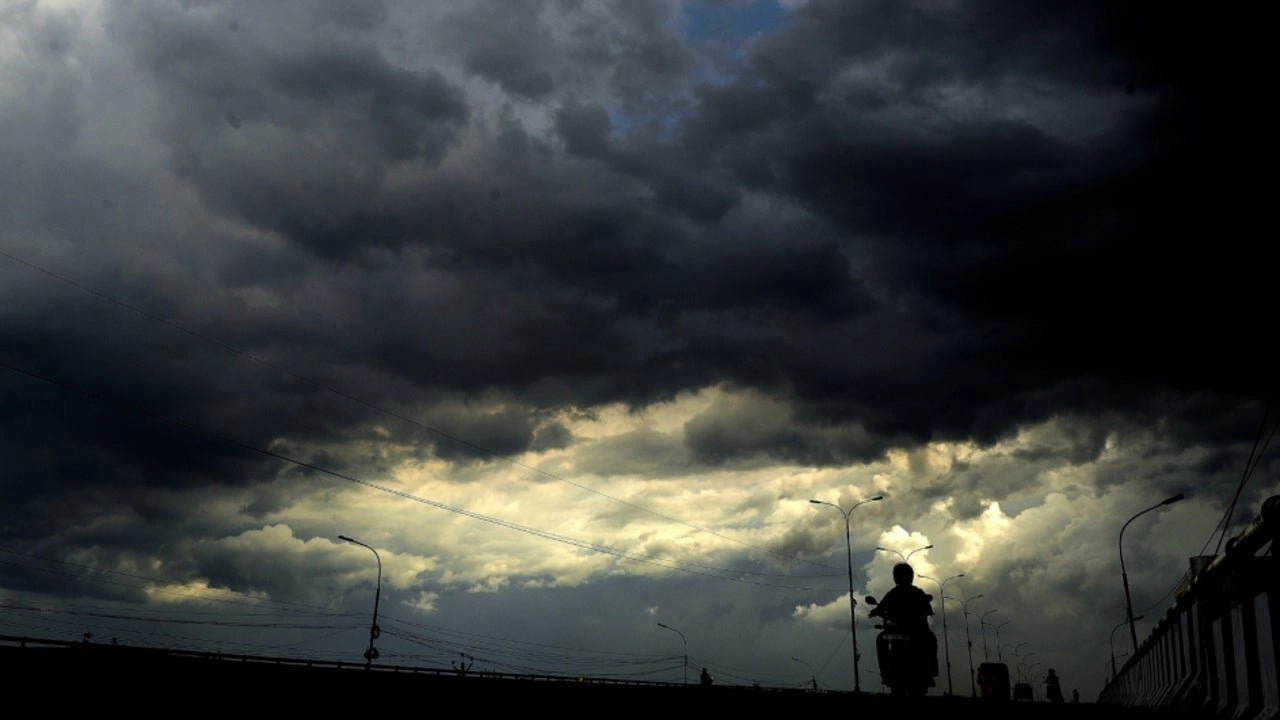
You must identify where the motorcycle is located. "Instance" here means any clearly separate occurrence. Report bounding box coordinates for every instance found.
[864,595,936,696]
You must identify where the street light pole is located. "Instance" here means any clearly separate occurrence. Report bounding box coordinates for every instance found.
[992,621,1011,663]
[1008,641,1028,662]
[657,623,687,685]
[338,535,382,669]
[1007,642,1027,681]
[1020,653,1037,684]
[949,593,983,697]
[792,656,818,692]
[1120,494,1184,654]
[980,609,999,662]
[920,572,963,696]
[811,494,885,693]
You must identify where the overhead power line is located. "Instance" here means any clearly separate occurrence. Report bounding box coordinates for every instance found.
[0,358,817,591]
[0,247,839,573]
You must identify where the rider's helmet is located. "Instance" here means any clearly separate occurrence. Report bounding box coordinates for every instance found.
[893,563,914,585]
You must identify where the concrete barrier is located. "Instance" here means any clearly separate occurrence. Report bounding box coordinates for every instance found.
[1101,497,1280,720]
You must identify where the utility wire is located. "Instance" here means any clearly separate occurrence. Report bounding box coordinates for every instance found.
[0,359,816,591]
[1212,402,1278,555]
[0,247,839,573]
[1140,402,1278,618]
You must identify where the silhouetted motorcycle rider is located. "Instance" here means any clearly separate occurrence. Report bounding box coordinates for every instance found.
[868,563,939,687]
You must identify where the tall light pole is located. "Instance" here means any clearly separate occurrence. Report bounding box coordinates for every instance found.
[1007,642,1027,683]
[875,544,933,564]
[338,535,382,669]
[810,494,884,693]
[980,609,999,662]
[657,623,687,685]
[792,656,818,692]
[920,572,963,696]
[1120,493,1184,653]
[1007,641,1028,663]
[1110,615,1142,680]
[949,593,983,697]
[991,621,1011,662]
[1019,652,1037,684]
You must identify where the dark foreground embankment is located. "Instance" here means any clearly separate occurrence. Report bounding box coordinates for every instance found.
[1,640,1198,718]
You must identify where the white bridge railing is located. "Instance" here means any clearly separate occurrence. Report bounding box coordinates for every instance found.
[1099,495,1279,720]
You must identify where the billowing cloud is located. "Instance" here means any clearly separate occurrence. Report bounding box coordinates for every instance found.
[0,0,1269,702]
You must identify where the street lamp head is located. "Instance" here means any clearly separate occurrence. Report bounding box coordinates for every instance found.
[338,535,352,542]
[905,544,933,561]
[1163,493,1185,506]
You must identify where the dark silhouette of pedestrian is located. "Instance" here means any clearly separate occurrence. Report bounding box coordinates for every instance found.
[1044,669,1064,703]
[700,667,713,687]
[452,653,474,677]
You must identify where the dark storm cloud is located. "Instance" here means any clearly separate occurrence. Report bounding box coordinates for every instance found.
[464,47,555,100]
[683,390,887,466]
[0,320,281,500]
[314,0,390,30]
[439,0,693,112]
[267,44,469,159]
[596,1,695,114]
[0,0,1261,523]
[437,0,558,100]
[661,0,1271,449]
[555,101,613,157]
[0,0,1260,503]
[765,522,831,564]
[190,528,339,601]
[423,404,559,464]
[111,1,468,258]
[2,3,1272,702]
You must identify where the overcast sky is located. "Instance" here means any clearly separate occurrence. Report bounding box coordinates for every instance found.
[0,0,1270,702]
